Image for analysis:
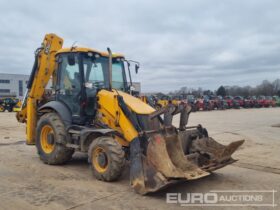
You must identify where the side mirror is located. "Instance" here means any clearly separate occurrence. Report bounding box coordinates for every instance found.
[135,64,139,74]
[67,54,75,66]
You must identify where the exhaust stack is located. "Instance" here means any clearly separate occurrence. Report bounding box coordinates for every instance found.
[107,47,113,90]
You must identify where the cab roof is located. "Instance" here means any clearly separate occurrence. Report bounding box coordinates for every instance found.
[56,47,125,58]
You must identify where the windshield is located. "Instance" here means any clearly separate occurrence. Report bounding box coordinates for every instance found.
[83,55,109,89]
[112,59,127,91]
[82,54,127,91]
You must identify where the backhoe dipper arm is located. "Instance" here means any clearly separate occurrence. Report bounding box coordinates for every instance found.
[16,34,63,145]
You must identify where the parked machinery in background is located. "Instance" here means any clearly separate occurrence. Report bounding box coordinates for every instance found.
[224,96,240,109]
[140,95,157,108]
[234,96,245,108]
[186,94,197,111]
[0,98,4,112]
[257,95,270,107]
[209,95,227,110]
[249,96,260,108]
[0,97,18,112]
[265,96,276,107]
[194,97,204,111]
[156,95,171,109]
[273,96,280,107]
[171,95,183,106]
[202,95,214,111]
[219,96,229,109]
[244,96,255,108]
[13,100,22,112]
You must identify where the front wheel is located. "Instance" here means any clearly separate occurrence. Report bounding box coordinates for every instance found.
[88,136,125,181]
[36,112,74,164]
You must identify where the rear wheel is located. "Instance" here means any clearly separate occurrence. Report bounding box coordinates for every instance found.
[0,106,5,112]
[36,112,74,164]
[89,136,125,181]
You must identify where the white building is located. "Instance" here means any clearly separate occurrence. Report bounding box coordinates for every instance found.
[0,73,29,99]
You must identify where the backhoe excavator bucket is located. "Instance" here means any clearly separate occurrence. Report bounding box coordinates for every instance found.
[130,129,244,194]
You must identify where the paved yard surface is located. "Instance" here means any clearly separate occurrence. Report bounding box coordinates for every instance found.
[0,108,279,210]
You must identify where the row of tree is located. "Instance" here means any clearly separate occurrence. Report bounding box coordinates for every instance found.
[167,79,280,97]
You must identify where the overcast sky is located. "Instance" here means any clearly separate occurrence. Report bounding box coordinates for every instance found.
[0,0,279,92]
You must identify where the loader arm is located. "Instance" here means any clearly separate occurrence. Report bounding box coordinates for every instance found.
[16,34,63,144]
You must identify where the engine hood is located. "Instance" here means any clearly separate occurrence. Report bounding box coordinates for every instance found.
[117,90,155,114]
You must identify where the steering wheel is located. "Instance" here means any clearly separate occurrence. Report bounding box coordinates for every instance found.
[91,81,105,89]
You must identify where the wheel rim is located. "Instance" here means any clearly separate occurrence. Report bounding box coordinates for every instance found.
[92,147,108,173]
[40,125,55,154]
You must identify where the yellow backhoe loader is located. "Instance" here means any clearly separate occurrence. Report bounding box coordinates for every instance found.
[17,34,244,194]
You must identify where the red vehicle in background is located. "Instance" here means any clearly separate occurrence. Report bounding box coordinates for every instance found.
[252,96,261,107]
[209,95,220,109]
[244,96,257,108]
[194,95,213,111]
[266,96,276,107]
[209,95,227,109]
[257,95,271,107]
[234,96,245,107]
[194,98,204,111]
[224,96,240,109]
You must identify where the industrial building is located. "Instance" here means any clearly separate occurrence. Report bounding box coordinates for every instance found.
[0,73,29,99]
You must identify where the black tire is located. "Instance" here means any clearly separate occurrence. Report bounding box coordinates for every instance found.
[36,112,74,165]
[88,136,125,182]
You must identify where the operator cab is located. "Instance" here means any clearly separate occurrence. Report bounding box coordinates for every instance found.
[53,48,129,124]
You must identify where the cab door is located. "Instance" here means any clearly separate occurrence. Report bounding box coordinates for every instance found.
[56,54,83,120]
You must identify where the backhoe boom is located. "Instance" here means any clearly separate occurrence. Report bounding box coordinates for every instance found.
[17,34,63,144]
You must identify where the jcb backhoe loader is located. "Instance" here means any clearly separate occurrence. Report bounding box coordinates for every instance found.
[17,34,244,194]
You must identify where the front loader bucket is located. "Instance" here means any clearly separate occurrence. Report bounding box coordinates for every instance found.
[130,130,244,194]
